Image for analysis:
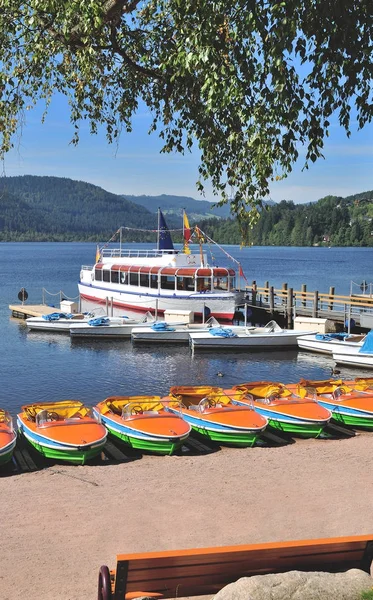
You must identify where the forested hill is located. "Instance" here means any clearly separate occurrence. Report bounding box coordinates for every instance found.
[0,175,372,246]
[0,175,158,241]
[198,192,373,247]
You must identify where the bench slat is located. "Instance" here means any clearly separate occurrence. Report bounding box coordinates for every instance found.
[108,535,373,600]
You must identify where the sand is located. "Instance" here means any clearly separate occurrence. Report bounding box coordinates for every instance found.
[2,433,373,600]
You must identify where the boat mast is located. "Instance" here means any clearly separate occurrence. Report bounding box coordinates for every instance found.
[157,207,160,251]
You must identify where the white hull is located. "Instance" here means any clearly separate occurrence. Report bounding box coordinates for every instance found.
[190,327,316,349]
[26,314,137,332]
[131,321,226,343]
[78,282,243,320]
[297,334,364,355]
[333,349,373,368]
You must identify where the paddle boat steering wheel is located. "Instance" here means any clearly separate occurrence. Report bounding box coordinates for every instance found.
[131,405,143,415]
[46,411,59,422]
[198,397,216,412]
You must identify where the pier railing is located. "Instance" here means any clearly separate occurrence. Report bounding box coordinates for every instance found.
[246,281,373,328]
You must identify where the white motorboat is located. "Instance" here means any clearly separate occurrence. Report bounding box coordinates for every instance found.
[333,330,373,368]
[297,332,366,354]
[26,308,107,332]
[131,317,223,343]
[26,310,152,333]
[189,321,317,350]
[78,210,246,321]
[70,314,162,338]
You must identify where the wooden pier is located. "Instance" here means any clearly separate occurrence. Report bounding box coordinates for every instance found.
[244,281,373,330]
[9,304,59,319]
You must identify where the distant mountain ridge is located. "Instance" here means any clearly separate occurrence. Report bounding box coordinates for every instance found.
[122,194,231,219]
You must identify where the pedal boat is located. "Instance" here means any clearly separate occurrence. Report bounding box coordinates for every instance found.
[0,410,17,466]
[17,401,107,464]
[231,382,332,438]
[296,378,373,429]
[166,386,267,447]
[93,396,191,455]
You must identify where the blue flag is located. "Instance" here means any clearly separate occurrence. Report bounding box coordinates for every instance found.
[158,210,174,251]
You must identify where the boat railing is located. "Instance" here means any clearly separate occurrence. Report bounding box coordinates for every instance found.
[101,248,179,259]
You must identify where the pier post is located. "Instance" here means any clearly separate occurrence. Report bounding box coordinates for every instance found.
[287,287,294,328]
[252,280,257,306]
[313,291,319,318]
[282,283,288,305]
[301,284,307,307]
[110,297,114,317]
[264,281,269,303]
[328,286,335,311]
[269,287,275,317]
[105,297,109,315]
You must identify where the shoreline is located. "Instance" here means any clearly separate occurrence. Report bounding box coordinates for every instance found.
[2,433,373,600]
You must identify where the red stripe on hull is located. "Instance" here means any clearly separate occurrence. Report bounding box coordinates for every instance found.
[79,293,234,321]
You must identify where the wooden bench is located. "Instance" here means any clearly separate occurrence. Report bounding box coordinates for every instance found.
[97,534,373,600]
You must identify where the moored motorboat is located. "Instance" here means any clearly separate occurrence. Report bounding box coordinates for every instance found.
[166,386,267,446]
[297,332,366,354]
[94,396,191,454]
[332,332,373,369]
[17,401,107,464]
[131,317,222,343]
[297,378,373,429]
[189,321,317,350]
[70,312,156,338]
[0,410,17,466]
[231,382,331,438]
[26,308,107,332]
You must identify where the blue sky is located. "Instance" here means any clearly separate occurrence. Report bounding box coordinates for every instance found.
[4,92,373,205]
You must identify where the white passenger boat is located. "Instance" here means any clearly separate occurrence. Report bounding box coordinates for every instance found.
[131,317,224,343]
[333,330,373,368]
[78,211,246,321]
[189,321,317,350]
[297,332,366,355]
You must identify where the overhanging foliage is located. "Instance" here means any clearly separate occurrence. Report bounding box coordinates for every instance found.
[0,0,372,226]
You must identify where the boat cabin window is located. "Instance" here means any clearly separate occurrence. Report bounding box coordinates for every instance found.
[120,272,128,285]
[197,277,211,292]
[177,276,195,292]
[140,273,149,287]
[129,273,139,286]
[150,274,158,289]
[213,276,228,291]
[229,276,236,290]
[161,275,175,290]
[111,270,119,284]
[102,270,110,283]
[95,268,102,281]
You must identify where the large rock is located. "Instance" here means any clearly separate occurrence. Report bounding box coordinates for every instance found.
[213,569,373,600]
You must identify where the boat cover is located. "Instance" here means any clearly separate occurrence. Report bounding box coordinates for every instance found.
[209,327,237,337]
[151,322,175,331]
[359,330,373,354]
[88,317,110,326]
[315,333,348,341]
[23,401,88,420]
[298,379,353,395]
[42,312,71,321]
[103,396,163,415]
[235,383,292,399]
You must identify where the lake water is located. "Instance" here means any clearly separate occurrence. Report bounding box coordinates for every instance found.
[1,242,372,415]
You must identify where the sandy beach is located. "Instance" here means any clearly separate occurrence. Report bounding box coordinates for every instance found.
[2,432,373,600]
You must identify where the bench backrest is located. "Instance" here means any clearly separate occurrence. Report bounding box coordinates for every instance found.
[114,534,373,599]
